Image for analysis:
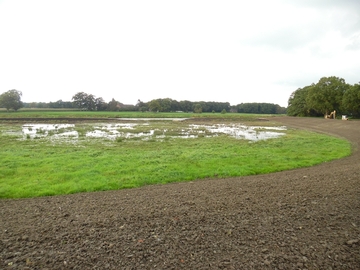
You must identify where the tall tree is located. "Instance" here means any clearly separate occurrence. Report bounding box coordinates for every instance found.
[0,89,23,111]
[306,76,349,115]
[95,97,107,111]
[72,92,97,111]
[179,100,192,112]
[287,85,313,116]
[136,99,148,112]
[148,99,161,112]
[108,98,121,111]
[342,83,360,117]
[158,98,172,112]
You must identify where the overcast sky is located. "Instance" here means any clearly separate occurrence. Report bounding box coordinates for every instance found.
[0,0,359,107]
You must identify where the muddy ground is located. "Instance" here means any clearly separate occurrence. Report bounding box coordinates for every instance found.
[0,116,359,269]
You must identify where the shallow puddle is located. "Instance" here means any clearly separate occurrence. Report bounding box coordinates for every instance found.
[22,124,76,139]
[194,124,286,141]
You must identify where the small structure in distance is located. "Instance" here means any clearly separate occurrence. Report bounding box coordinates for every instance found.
[325,110,336,119]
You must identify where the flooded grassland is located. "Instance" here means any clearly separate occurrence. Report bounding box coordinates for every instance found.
[0,119,351,198]
[18,120,286,142]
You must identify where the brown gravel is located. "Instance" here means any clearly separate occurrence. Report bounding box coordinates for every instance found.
[0,116,359,269]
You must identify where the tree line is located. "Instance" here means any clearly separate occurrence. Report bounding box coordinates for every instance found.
[235,103,286,114]
[140,98,232,113]
[0,90,286,114]
[287,76,360,117]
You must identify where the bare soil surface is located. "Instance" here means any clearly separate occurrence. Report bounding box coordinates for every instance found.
[1,116,359,269]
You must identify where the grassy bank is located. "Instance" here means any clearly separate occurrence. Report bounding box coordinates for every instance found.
[0,119,351,199]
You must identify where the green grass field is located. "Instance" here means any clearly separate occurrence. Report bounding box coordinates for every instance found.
[0,112,351,199]
[0,109,281,119]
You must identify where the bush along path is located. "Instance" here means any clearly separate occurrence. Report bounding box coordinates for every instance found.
[0,116,359,269]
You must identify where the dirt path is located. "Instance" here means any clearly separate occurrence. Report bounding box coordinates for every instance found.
[1,117,359,269]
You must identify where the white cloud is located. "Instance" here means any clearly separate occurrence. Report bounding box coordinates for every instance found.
[0,0,359,107]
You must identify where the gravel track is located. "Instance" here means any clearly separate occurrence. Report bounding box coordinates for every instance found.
[1,116,359,269]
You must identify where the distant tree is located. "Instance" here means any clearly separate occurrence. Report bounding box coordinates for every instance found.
[62,101,75,108]
[0,89,23,111]
[23,102,38,108]
[34,102,48,108]
[259,103,276,114]
[72,92,97,111]
[24,100,73,109]
[95,97,107,111]
[108,98,120,111]
[118,104,137,111]
[206,101,230,113]
[275,104,287,114]
[237,103,258,113]
[49,100,61,108]
[170,99,180,111]
[342,83,360,117]
[287,85,313,116]
[193,103,202,113]
[136,99,148,112]
[199,102,209,112]
[222,102,231,113]
[247,103,257,113]
[158,98,172,112]
[179,100,193,112]
[306,76,350,115]
[148,99,161,112]
[235,103,285,114]
[147,98,179,112]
